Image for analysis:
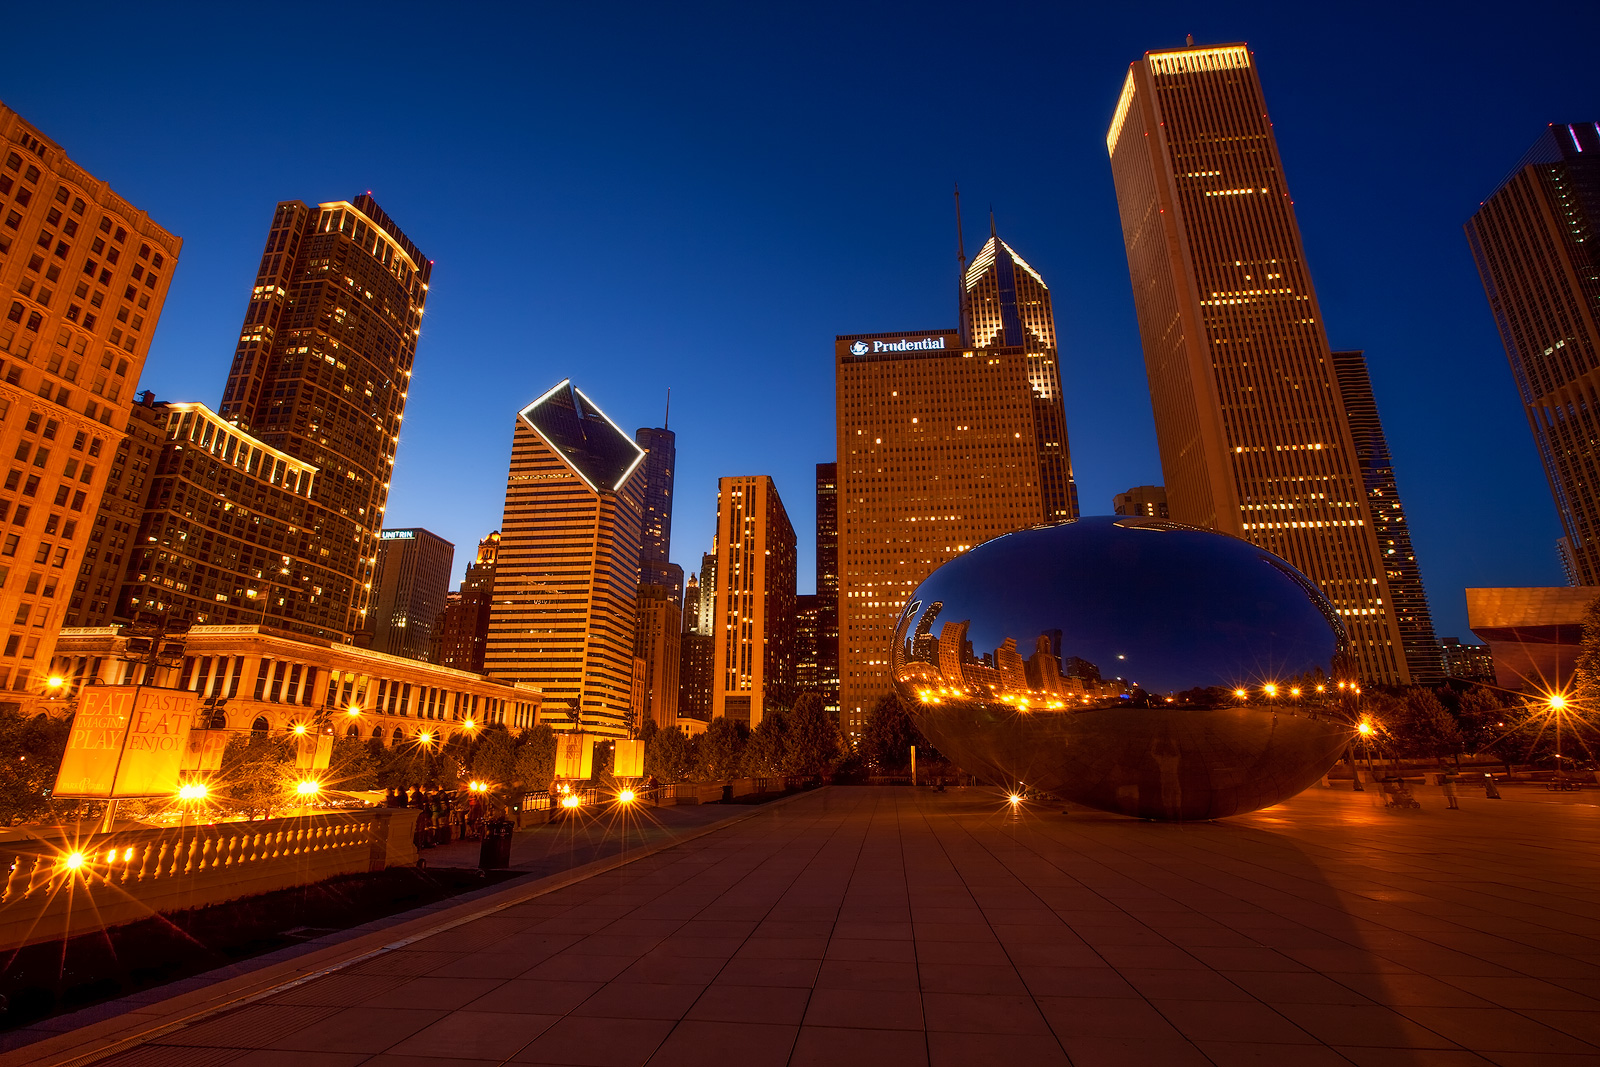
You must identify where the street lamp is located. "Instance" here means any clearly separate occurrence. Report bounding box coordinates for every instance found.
[1547,692,1569,782]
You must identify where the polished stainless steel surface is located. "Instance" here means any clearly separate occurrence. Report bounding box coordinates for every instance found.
[891,517,1357,819]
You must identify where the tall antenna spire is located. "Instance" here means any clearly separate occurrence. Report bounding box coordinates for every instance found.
[989,208,997,240]
[663,387,670,430]
[955,182,967,345]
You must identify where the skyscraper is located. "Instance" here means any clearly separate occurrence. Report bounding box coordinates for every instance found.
[1106,41,1414,684]
[814,462,840,716]
[369,528,454,662]
[485,380,645,736]
[1331,350,1441,682]
[794,593,821,693]
[634,425,681,603]
[217,194,430,638]
[962,225,1079,521]
[710,475,796,727]
[1467,122,1600,584]
[633,583,680,732]
[0,106,181,703]
[695,551,716,636]
[835,324,1067,737]
[433,530,498,672]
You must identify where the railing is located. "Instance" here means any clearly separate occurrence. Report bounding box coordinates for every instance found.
[0,809,417,951]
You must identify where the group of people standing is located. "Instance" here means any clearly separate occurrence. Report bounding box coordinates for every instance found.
[383,785,490,848]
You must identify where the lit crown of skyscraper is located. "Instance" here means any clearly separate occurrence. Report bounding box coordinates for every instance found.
[963,233,1055,351]
[518,379,645,493]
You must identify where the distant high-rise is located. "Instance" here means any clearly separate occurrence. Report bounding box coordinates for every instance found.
[0,106,181,702]
[682,573,700,633]
[433,530,497,672]
[710,476,796,727]
[633,583,680,732]
[369,528,454,662]
[217,194,430,638]
[678,631,714,721]
[794,593,821,694]
[1107,41,1414,684]
[1331,350,1441,682]
[1113,485,1168,519]
[485,380,645,736]
[815,462,840,717]
[1467,123,1600,584]
[835,323,1069,737]
[695,551,716,636]
[634,425,681,603]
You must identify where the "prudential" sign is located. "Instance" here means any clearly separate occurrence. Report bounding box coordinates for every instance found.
[850,337,948,356]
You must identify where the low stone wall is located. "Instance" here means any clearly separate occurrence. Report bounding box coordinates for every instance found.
[0,808,419,951]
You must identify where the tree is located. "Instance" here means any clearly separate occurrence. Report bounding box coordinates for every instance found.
[514,724,557,792]
[696,717,747,781]
[860,693,918,773]
[1389,689,1465,762]
[0,711,71,825]
[743,710,789,776]
[471,726,517,788]
[328,734,380,792]
[217,733,295,819]
[784,692,843,778]
[1570,595,1600,709]
[646,725,696,782]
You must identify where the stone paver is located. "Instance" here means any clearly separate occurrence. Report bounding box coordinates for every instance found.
[14,784,1600,1066]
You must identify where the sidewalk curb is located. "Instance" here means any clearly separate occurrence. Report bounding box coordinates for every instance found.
[0,787,824,1067]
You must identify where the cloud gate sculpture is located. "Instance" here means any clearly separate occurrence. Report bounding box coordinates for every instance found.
[891,517,1358,820]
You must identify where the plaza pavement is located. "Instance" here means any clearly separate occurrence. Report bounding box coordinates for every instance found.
[5,782,1600,1067]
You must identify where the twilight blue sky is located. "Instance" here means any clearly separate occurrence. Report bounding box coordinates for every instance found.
[4,1,1597,641]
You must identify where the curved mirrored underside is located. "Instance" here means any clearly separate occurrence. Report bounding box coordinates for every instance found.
[891,517,1359,820]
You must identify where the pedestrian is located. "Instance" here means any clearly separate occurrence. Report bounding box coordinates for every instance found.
[1442,773,1460,810]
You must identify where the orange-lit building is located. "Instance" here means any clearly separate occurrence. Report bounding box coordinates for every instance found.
[0,105,181,705]
[710,475,795,728]
[1106,42,1417,685]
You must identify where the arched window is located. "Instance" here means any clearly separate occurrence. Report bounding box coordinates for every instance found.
[391,727,403,744]
[346,723,359,738]
[251,716,268,734]
[208,710,227,729]
[372,726,384,742]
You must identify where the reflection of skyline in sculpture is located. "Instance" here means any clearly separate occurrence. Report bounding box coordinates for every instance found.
[890,517,1357,820]
[897,599,1129,708]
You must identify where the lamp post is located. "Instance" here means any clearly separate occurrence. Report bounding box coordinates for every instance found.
[1548,693,1568,783]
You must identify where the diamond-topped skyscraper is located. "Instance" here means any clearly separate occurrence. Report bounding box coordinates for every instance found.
[217,195,430,638]
[485,380,645,736]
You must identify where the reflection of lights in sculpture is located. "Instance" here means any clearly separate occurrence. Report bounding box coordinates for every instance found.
[891,517,1357,820]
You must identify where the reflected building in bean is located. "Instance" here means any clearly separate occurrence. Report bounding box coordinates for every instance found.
[892,517,1356,820]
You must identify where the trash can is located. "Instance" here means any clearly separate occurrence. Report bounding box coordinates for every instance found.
[479,817,514,870]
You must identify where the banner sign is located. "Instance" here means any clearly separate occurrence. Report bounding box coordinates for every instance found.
[555,732,595,780]
[180,728,230,772]
[54,686,201,798]
[613,738,645,778]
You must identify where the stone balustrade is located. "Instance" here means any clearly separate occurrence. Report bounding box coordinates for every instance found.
[0,808,418,950]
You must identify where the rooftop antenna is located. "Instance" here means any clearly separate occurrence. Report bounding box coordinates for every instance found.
[955,182,967,345]
[990,208,997,240]
[664,387,670,430]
